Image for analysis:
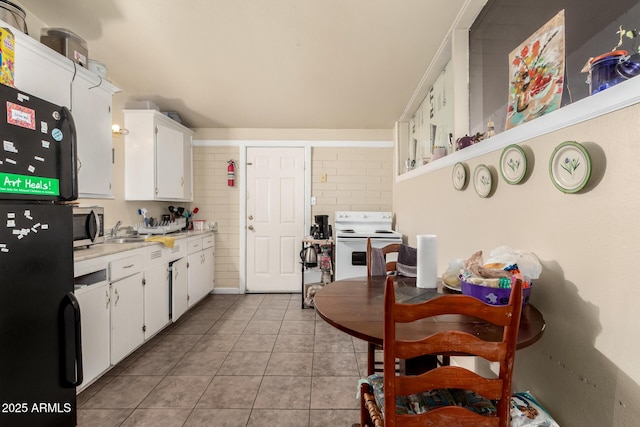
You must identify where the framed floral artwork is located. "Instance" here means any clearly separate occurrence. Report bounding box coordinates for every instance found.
[506,10,565,130]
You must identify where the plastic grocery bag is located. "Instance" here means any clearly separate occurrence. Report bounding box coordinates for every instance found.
[486,246,542,280]
[442,258,464,287]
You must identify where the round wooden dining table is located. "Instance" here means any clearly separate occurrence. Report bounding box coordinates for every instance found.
[313,275,546,373]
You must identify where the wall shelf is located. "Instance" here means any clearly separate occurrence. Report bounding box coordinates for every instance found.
[396,74,640,182]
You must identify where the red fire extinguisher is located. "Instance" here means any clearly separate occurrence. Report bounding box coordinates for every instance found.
[227,160,236,187]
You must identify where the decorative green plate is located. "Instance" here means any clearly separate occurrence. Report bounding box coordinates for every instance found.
[499,144,527,184]
[549,141,591,193]
[473,164,492,198]
[452,162,467,191]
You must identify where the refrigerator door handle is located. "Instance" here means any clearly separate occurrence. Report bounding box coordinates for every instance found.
[61,292,83,387]
[60,106,79,201]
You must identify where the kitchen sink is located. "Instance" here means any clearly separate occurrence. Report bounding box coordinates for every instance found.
[104,236,147,244]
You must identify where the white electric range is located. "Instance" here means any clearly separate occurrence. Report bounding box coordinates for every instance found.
[334,211,403,280]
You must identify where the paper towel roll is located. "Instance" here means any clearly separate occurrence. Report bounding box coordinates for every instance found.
[416,234,437,288]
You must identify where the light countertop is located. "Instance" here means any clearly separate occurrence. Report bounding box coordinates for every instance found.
[73,230,214,263]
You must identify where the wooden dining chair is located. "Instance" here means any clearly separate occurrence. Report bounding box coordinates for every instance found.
[366,237,400,278]
[359,275,523,427]
[365,238,401,375]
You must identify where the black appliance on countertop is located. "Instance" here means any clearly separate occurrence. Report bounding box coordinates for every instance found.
[0,83,82,426]
[312,214,331,239]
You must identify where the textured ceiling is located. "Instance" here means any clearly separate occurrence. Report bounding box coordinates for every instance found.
[16,0,467,129]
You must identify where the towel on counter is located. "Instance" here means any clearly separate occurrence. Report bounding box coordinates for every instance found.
[370,247,387,276]
[145,235,175,248]
[397,244,417,277]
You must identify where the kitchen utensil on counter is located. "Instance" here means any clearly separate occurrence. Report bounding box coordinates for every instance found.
[300,246,318,267]
[138,207,149,226]
[193,219,207,231]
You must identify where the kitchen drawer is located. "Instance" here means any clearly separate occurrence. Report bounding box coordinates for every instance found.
[109,254,143,282]
[187,237,203,255]
[202,234,215,250]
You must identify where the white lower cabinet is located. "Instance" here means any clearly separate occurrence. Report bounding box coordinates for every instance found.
[73,233,215,390]
[109,255,145,365]
[187,235,215,307]
[74,267,110,392]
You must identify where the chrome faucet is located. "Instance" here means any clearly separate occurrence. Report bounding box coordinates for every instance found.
[111,220,122,238]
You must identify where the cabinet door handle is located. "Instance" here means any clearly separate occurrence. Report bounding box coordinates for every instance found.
[123,264,134,269]
[105,290,110,309]
[114,288,120,306]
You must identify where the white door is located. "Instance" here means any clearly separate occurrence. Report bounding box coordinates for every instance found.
[246,147,305,292]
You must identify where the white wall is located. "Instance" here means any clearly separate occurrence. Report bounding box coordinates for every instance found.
[393,102,640,426]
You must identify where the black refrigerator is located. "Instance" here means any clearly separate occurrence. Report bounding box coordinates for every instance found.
[0,83,82,426]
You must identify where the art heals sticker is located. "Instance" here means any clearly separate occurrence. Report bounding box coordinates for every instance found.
[6,101,36,130]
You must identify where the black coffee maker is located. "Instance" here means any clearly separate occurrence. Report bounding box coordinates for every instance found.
[312,215,332,239]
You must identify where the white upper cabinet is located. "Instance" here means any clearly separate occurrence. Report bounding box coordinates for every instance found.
[71,77,116,198]
[9,22,119,198]
[123,110,193,202]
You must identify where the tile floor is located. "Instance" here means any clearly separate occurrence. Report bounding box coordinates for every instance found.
[77,293,368,426]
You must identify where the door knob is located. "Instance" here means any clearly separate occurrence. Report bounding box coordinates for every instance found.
[248,225,254,231]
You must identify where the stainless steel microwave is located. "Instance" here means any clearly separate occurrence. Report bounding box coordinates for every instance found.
[73,207,105,248]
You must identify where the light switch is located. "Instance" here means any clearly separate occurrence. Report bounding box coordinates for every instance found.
[320,173,327,183]
[310,196,317,206]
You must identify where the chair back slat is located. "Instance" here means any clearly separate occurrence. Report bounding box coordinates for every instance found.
[393,294,517,326]
[396,366,504,399]
[396,331,506,362]
[397,407,501,427]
